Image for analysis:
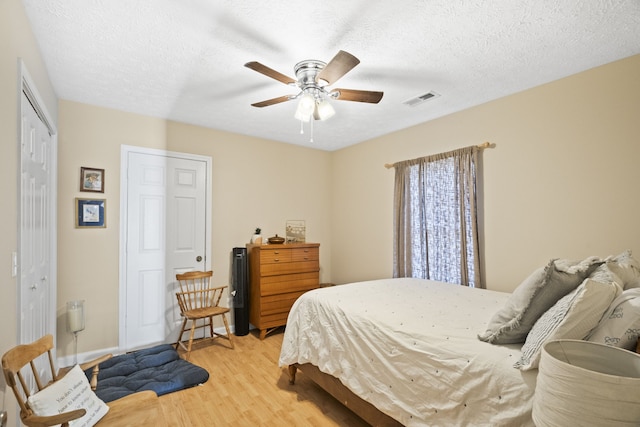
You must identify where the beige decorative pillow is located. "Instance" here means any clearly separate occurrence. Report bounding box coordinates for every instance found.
[515,278,621,371]
[27,364,109,426]
[478,256,602,344]
[606,250,640,290]
[588,263,623,285]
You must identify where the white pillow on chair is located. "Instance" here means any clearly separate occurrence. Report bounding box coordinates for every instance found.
[27,364,109,426]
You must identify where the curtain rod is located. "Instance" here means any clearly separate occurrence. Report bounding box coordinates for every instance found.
[384,141,493,169]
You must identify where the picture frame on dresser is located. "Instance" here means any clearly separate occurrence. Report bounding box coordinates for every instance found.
[285,220,306,243]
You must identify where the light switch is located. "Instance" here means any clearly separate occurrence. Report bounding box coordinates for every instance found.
[12,252,17,277]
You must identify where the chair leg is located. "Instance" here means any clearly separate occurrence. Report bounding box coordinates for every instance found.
[175,317,188,351]
[221,313,234,349]
[185,320,197,360]
[208,316,214,338]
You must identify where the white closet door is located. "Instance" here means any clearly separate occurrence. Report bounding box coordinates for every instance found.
[123,151,208,350]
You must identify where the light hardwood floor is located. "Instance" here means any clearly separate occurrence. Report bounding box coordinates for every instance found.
[159,330,370,426]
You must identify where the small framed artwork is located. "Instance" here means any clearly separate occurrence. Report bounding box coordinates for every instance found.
[80,167,105,193]
[75,198,106,228]
[286,220,306,243]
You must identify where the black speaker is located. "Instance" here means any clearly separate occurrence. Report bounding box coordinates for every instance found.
[232,247,250,336]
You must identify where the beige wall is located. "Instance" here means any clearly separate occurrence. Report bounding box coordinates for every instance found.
[57,102,332,356]
[57,105,169,355]
[1,0,58,421]
[330,54,640,292]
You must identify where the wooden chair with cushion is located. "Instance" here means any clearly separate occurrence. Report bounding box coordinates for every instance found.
[175,270,234,360]
[2,334,166,427]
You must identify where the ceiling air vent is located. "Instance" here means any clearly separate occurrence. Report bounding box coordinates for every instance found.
[403,91,440,107]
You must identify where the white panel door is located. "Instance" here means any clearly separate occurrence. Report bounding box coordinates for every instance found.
[123,151,208,351]
[19,90,55,348]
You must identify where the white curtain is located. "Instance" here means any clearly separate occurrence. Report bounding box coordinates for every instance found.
[393,145,482,287]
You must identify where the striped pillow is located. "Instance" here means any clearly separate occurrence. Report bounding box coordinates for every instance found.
[514,278,621,370]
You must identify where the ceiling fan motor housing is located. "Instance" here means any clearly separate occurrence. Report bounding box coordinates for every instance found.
[294,60,328,89]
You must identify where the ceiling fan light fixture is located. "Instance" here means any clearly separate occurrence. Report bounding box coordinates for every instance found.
[294,93,315,122]
[294,107,312,122]
[316,99,335,120]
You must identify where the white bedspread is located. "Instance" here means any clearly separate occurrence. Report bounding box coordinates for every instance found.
[279,278,536,426]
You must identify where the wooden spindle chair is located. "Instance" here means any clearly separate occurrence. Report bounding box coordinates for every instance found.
[175,270,234,360]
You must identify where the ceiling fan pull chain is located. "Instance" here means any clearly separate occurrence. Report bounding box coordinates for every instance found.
[310,118,314,143]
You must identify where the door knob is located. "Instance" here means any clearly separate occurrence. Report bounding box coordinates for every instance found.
[196,256,202,262]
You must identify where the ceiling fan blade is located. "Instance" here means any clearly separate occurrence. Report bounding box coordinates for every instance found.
[317,50,360,85]
[332,89,384,104]
[245,61,296,85]
[250,95,294,108]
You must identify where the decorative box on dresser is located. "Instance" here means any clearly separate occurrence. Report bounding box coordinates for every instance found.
[247,242,320,340]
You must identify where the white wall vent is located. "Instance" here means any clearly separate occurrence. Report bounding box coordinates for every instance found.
[402,91,440,107]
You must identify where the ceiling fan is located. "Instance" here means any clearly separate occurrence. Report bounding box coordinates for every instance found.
[244,50,383,122]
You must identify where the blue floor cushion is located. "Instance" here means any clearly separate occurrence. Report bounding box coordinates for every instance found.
[85,344,209,402]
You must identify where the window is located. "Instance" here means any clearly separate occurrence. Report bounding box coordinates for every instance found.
[393,145,482,287]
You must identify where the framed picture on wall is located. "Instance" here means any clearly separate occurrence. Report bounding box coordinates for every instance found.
[75,198,106,228]
[80,167,105,193]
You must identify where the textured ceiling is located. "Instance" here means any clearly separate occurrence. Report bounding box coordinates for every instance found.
[21,1,640,151]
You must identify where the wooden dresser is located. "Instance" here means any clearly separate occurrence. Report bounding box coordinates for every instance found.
[247,243,320,340]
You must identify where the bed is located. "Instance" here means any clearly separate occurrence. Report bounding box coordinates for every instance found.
[279,278,537,426]
[280,252,640,425]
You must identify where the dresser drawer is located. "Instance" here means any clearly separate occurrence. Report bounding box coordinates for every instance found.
[259,260,319,277]
[259,312,290,329]
[260,290,309,316]
[291,246,319,262]
[259,248,292,264]
[260,272,319,296]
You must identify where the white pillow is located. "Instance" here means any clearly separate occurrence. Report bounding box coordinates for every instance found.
[27,364,109,427]
[514,278,621,371]
[587,288,640,350]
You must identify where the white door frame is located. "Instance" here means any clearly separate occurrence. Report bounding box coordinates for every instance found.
[17,59,58,347]
[118,145,212,351]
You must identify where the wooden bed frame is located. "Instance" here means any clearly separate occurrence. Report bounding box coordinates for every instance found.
[288,363,404,427]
